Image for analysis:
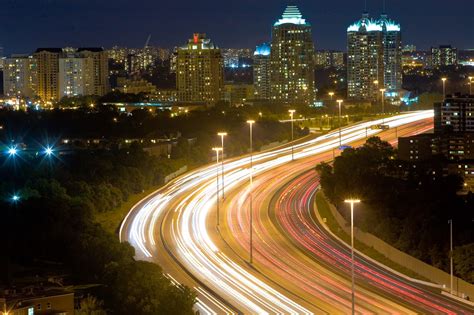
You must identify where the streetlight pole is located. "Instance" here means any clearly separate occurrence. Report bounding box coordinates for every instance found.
[442,77,447,99]
[345,199,361,315]
[288,109,295,161]
[373,80,379,103]
[247,120,255,264]
[337,100,343,148]
[217,132,227,200]
[380,88,386,124]
[449,219,453,295]
[212,147,222,228]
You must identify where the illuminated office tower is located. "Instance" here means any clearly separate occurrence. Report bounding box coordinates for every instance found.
[270,5,315,105]
[3,54,37,98]
[176,33,224,105]
[253,43,271,100]
[34,48,61,102]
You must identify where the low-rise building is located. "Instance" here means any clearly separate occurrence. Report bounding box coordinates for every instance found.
[0,286,74,315]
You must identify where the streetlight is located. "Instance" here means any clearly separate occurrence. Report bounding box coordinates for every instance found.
[217,132,227,200]
[345,199,361,315]
[442,77,447,99]
[246,120,255,264]
[212,147,222,228]
[448,219,454,295]
[288,109,295,161]
[7,146,18,157]
[468,76,473,95]
[336,100,343,148]
[380,88,386,124]
[43,146,54,157]
[11,194,20,202]
[328,92,334,102]
[373,80,379,102]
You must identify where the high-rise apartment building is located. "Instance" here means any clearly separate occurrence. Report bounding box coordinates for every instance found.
[59,51,87,97]
[380,14,402,92]
[34,48,62,102]
[347,12,402,101]
[3,54,37,98]
[253,43,271,100]
[78,48,109,96]
[176,33,224,105]
[270,5,315,105]
[431,45,458,68]
[32,47,109,102]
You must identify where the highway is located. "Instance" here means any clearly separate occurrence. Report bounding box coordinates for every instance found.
[120,110,474,314]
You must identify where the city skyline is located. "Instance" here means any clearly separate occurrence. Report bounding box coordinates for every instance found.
[1,0,473,55]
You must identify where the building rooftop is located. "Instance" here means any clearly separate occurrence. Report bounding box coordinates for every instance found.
[274,5,310,26]
[34,48,62,53]
[254,43,271,56]
[347,12,400,32]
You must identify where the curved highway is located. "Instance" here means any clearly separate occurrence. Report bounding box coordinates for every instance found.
[119,111,473,314]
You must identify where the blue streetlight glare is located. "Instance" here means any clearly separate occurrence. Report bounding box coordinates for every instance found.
[11,194,20,202]
[44,146,54,156]
[7,146,18,156]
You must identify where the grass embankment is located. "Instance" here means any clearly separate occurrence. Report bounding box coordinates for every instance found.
[95,186,161,235]
[315,191,426,280]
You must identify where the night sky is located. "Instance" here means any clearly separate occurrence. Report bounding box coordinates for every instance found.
[1,0,473,55]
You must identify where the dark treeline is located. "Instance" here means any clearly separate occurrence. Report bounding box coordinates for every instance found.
[317,137,474,283]
[1,146,195,314]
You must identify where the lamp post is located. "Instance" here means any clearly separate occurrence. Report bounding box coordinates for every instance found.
[345,199,361,315]
[380,88,386,124]
[337,100,343,148]
[373,80,379,102]
[246,120,255,264]
[469,76,473,95]
[217,132,227,200]
[449,219,454,295]
[442,77,447,99]
[288,109,295,161]
[212,147,222,228]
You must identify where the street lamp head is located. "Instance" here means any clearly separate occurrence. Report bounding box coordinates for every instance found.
[373,80,379,85]
[217,132,227,137]
[441,77,447,82]
[380,88,386,93]
[212,147,223,152]
[328,92,334,96]
[246,120,255,125]
[11,194,20,202]
[344,199,361,204]
[288,109,295,115]
[337,99,343,104]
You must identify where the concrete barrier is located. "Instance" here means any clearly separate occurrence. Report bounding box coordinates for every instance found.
[164,166,188,184]
[322,195,474,300]
[259,140,288,151]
